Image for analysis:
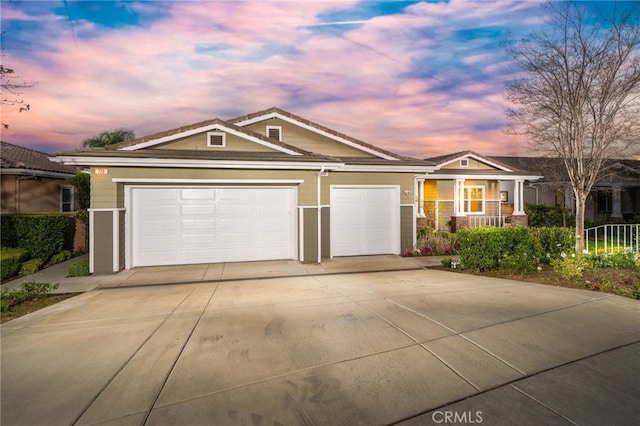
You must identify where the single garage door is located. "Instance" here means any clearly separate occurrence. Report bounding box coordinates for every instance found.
[331,186,400,257]
[129,186,296,267]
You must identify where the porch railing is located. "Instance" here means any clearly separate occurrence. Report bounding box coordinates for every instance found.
[585,224,639,254]
[468,215,507,228]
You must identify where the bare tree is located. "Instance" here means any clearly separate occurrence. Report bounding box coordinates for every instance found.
[1,32,37,129]
[505,1,640,251]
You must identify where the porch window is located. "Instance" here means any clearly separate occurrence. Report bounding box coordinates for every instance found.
[597,191,612,213]
[464,186,484,214]
[61,186,74,212]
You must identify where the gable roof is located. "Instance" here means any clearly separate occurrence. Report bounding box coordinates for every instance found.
[110,118,311,156]
[1,141,76,175]
[425,150,515,172]
[231,107,421,162]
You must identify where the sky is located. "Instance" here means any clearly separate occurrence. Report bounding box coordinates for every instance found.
[0,0,629,158]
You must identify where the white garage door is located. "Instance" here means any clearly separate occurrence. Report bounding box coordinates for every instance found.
[331,186,400,257]
[129,187,296,267]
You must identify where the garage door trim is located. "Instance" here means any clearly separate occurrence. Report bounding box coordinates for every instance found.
[124,185,298,268]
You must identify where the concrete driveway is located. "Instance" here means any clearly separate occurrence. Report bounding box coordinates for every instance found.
[1,260,639,425]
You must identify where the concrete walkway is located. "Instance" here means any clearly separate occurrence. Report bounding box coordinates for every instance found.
[1,256,639,425]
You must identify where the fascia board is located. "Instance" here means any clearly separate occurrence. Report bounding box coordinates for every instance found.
[424,173,543,180]
[54,156,344,170]
[119,123,301,155]
[338,165,436,173]
[235,112,399,161]
[1,168,74,179]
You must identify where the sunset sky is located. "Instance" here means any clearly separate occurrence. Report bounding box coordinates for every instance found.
[0,1,626,157]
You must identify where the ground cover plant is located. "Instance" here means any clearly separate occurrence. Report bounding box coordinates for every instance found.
[402,227,459,257]
[0,281,80,323]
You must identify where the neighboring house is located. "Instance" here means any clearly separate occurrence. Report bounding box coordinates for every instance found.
[494,156,640,222]
[1,141,78,214]
[418,151,542,231]
[55,107,435,273]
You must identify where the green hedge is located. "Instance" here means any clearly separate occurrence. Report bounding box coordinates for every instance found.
[1,247,29,281]
[68,259,90,277]
[457,226,575,273]
[20,258,44,276]
[2,214,71,263]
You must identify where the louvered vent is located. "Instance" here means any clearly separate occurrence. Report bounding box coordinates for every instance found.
[207,132,225,147]
[267,126,282,141]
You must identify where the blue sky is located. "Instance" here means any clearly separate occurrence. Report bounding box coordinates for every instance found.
[0,1,630,157]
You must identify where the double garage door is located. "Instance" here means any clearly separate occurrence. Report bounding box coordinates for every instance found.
[128,185,400,268]
[129,187,297,267]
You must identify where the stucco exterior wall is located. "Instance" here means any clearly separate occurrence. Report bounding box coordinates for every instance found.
[1,174,73,214]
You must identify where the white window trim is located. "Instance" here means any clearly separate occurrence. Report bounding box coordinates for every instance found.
[60,185,74,212]
[459,159,469,167]
[207,131,226,147]
[266,125,282,141]
[464,185,485,215]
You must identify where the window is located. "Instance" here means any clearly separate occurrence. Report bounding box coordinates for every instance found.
[464,186,484,214]
[266,125,282,141]
[61,186,74,212]
[459,159,469,167]
[597,191,612,213]
[207,132,226,147]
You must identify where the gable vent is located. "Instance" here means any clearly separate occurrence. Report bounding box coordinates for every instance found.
[207,132,226,147]
[267,126,282,141]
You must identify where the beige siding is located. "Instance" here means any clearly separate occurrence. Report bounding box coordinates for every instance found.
[323,172,415,205]
[90,167,321,208]
[243,118,376,157]
[441,158,497,170]
[154,131,277,152]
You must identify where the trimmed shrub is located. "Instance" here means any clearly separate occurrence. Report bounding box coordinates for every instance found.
[19,258,44,276]
[11,214,69,263]
[68,259,90,277]
[1,215,17,247]
[526,204,575,227]
[456,227,505,271]
[1,247,29,281]
[530,227,575,263]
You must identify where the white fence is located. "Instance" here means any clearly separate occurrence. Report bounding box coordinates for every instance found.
[585,224,639,254]
[468,215,507,228]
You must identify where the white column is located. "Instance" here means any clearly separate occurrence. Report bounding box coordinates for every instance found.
[612,186,622,219]
[513,179,525,214]
[418,180,425,217]
[454,178,466,216]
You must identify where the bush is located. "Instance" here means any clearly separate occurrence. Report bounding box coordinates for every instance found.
[530,227,575,263]
[19,258,44,276]
[48,250,72,267]
[585,252,638,269]
[551,253,587,280]
[11,214,70,263]
[414,229,458,256]
[0,281,59,312]
[1,215,17,247]
[1,247,29,281]
[68,259,90,277]
[456,227,505,271]
[526,204,575,227]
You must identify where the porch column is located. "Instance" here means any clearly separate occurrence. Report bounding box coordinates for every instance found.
[612,186,623,219]
[564,186,574,212]
[417,179,425,217]
[454,178,466,216]
[513,179,525,215]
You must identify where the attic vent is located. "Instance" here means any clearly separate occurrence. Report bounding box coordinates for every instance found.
[207,132,226,147]
[266,126,282,141]
[460,159,469,167]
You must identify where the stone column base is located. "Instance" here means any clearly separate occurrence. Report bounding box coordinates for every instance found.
[450,216,468,232]
[510,214,528,227]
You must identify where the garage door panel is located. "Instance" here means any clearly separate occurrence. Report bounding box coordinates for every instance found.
[332,187,399,257]
[130,187,296,267]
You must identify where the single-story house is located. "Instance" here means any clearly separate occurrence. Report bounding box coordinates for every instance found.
[1,141,78,214]
[55,107,435,273]
[418,151,542,231]
[493,156,640,222]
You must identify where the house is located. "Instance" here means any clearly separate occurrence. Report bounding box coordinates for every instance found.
[55,107,435,273]
[418,151,542,231]
[493,156,640,222]
[1,141,78,214]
